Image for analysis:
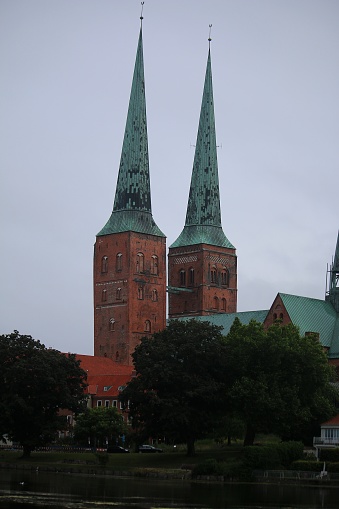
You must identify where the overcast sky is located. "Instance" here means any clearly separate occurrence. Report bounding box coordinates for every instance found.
[1,0,338,355]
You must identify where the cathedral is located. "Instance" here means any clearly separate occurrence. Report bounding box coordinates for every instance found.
[92,21,339,371]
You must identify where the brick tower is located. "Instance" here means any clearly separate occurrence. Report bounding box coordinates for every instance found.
[94,24,166,365]
[168,41,237,318]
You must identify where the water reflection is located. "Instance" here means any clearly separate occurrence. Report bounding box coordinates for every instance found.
[0,470,338,508]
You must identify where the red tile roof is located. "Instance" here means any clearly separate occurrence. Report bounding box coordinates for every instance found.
[75,354,134,376]
[75,354,134,398]
[321,415,339,426]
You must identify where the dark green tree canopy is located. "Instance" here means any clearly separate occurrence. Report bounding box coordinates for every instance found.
[224,319,337,445]
[120,319,228,456]
[74,407,126,448]
[0,331,88,457]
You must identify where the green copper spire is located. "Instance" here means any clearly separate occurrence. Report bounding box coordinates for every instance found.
[97,27,164,238]
[327,231,339,312]
[170,47,234,249]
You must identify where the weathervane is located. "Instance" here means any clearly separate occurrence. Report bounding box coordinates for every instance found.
[140,2,144,25]
[208,24,212,47]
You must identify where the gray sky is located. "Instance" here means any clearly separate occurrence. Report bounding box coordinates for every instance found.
[1,0,338,355]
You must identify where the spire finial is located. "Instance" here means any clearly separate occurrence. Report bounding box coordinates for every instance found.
[208,24,212,47]
[140,2,144,25]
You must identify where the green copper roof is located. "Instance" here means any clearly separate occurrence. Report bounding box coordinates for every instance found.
[170,48,234,249]
[279,293,337,349]
[177,310,269,335]
[97,28,164,238]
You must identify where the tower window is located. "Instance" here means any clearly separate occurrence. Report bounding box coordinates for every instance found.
[213,296,219,310]
[116,287,122,300]
[180,269,186,286]
[138,286,144,300]
[109,318,115,331]
[102,289,107,302]
[101,256,108,273]
[210,266,217,284]
[152,289,158,302]
[136,252,144,273]
[116,253,122,272]
[116,351,119,361]
[144,320,151,332]
[189,268,194,286]
[151,255,158,275]
[222,298,227,311]
[221,268,229,286]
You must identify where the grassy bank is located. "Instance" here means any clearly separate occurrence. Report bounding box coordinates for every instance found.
[0,441,244,477]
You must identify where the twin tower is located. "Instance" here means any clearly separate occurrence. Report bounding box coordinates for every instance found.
[93,26,237,365]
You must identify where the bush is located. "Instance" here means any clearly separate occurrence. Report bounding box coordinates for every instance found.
[243,445,281,470]
[291,460,320,471]
[319,448,339,462]
[191,458,227,477]
[243,442,304,470]
[276,441,304,467]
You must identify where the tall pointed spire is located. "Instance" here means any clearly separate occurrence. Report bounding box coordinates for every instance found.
[170,41,233,248]
[326,231,339,312]
[98,23,164,237]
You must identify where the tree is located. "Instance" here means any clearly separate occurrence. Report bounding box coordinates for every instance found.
[0,331,88,457]
[74,407,126,448]
[120,319,228,456]
[224,319,337,446]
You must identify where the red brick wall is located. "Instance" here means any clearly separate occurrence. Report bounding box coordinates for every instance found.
[263,295,291,328]
[94,231,166,365]
[168,244,237,318]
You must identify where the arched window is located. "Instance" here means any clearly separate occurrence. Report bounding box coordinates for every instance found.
[279,313,284,320]
[180,269,186,286]
[115,351,119,361]
[151,255,158,275]
[116,253,122,272]
[152,289,158,302]
[221,298,227,311]
[221,268,229,286]
[138,286,144,300]
[109,318,115,331]
[102,289,107,302]
[136,252,144,273]
[213,296,219,310]
[101,256,108,273]
[116,287,122,300]
[210,266,217,284]
[189,267,194,286]
[273,313,278,321]
[144,320,151,332]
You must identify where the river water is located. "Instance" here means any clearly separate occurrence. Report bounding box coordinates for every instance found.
[0,470,338,508]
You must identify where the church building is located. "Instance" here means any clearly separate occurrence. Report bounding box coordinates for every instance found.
[92,19,339,369]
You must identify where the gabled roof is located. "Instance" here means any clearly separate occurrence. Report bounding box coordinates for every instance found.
[178,310,269,336]
[278,293,337,349]
[170,47,233,250]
